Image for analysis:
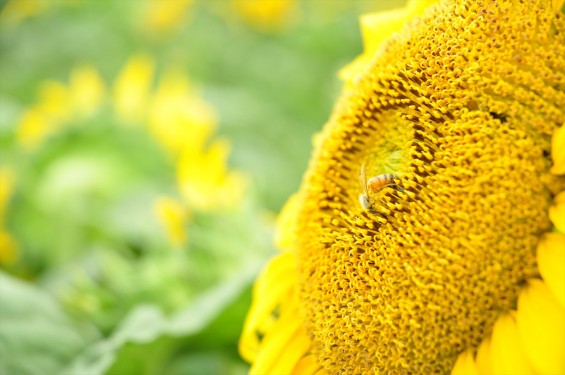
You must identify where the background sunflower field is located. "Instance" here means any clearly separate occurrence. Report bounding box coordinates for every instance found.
[0,1,393,374]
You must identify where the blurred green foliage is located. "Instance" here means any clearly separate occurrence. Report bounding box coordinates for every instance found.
[0,1,397,374]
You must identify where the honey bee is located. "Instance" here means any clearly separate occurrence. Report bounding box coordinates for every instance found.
[358,163,404,212]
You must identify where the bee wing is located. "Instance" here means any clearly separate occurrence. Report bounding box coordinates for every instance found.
[359,162,368,196]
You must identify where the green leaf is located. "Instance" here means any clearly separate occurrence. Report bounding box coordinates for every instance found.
[0,272,99,375]
[61,260,261,375]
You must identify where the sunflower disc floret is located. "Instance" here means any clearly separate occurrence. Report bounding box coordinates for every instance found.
[292,1,565,373]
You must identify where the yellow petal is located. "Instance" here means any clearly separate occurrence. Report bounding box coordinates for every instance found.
[275,193,301,252]
[154,196,190,247]
[177,138,245,210]
[451,349,479,375]
[142,0,193,33]
[1,0,46,26]
[36,80,71,125]
[360,9,410,57]
[550,124,565,175]
[362,0,436,55]
[113,55,155,123]
[313,369,328,375]
[537,232,565,309]
[291,354,321,375]
[148,70,216,156]
[249,292,305,375]
[549,191,565,234]
[220,170,247,208]
[230,0,298,32]
[17,108,51,149]
[0,168,15,222]
[178,139,224,209]
[0,172,16,263]
[475,337,493,375]
[69,66,105,116]
[490,312,535,374]
[516,279,565,375]
[337,54,372,84]
[0,230,19,265]
[259,325,311,375]
[239,252,297,362]
[340,0,438,83]
[406,0,438,13]
[339,9,408,83]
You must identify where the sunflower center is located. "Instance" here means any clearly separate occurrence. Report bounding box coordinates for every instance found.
[294,1,565,373]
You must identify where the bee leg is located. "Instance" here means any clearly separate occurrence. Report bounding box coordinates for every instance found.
[359,194,378,214]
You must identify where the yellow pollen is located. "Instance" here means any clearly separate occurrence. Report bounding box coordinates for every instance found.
[292,0,565,373]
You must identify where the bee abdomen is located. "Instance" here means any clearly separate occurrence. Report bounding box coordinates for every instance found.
[367,174,402,192]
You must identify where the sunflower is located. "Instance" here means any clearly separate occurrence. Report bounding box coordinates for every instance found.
[240,0,565,374]
[141,0,194,34]
[229,0,298,31]
[15,54,245,247]
[0,167,18,265]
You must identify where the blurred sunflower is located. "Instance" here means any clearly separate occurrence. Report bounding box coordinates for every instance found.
[17,65,105,148]
[230,0,298,31]
[137,0,299,36]
[0,0,49,26]
[0,0,86,28]
[240,1,565,374]
[6,53,247,330]
[140,0,194,34]
[0,167,18,265]
[15,53,244,245]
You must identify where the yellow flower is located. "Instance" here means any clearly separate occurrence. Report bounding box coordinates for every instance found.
[141,0,193,34]
[1,0,47,26]
[154,196,191,247]
[230,0,298,31]
[36,80,74,123]
[0,0,83,28]
[113,54,155,123]
[148,69,217,157]
[12,55,245,250]
[68,65,105,117]
[146,66,246,212]
[17,80,70,148]
[0,168,14,226]
[177,138,246,211]
[0,168,19,265]
[0,230,19,265]
[240,0,565,374]
[16,67,105,149]
[17,107,53,149]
